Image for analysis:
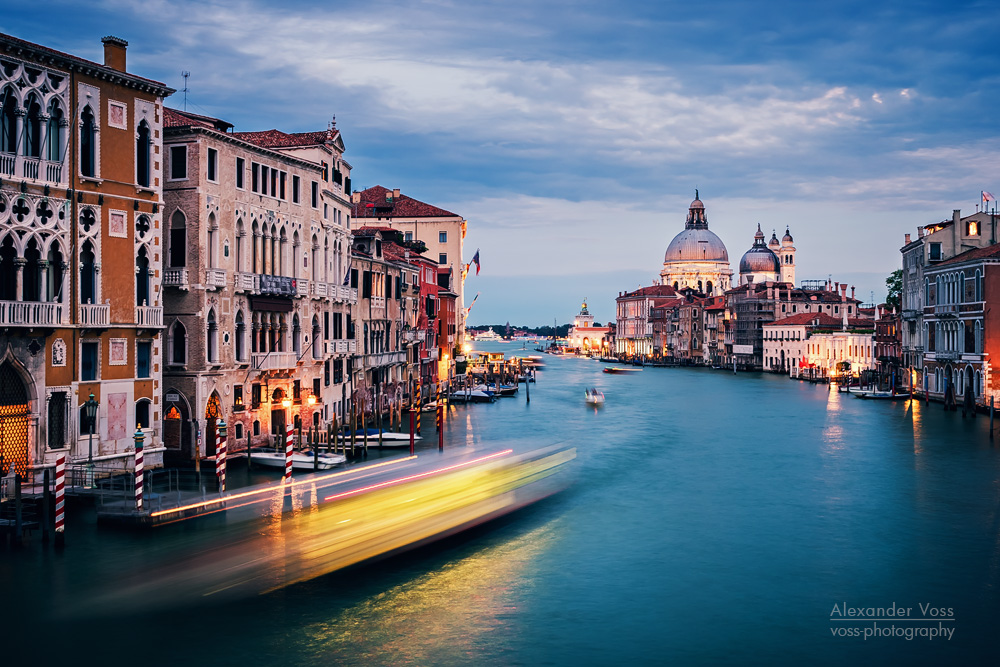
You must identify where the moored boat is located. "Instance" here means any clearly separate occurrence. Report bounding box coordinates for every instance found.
[250,449,347,470]
[603,367,642,374]
[337,429,422,441]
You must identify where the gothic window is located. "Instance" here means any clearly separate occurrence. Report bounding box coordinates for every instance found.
[47,102,63,162]
[169,320,187,365]
[136,246,151,306]
[236,219,245,273]
[80,240,97,304]
[207,213,218,268]
[23,237,41,301]
[136,120,151,187]
[235,310,246,362]
[206,309,219,363]
[169,210,186,267]
[80,106,96,177]
[0,87,16,154]
[24,96,41,158]
[312,316,321,359]
[135,399,151,430]
[293,314,301,356]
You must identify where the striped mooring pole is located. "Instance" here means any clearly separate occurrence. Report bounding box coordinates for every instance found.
[436,382,443,451]
[415,378,422,435]
[54,453,65,535]
[133,427,145,512]
[285,422,294,482]
[216,418,227,494]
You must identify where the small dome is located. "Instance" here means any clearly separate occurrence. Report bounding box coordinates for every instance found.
[740,224,781,275]
[782,227,794,244]
[768,231,780,249]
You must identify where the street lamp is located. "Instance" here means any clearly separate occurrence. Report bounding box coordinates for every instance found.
[84,392,99,466]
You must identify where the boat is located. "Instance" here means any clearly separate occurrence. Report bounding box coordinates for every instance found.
[337,429,422,441]
[448,389,496,403]
[849,388,911,400]
[249,448,347,470]
[603,367,642,374]
[472,327,503,342]
[585,389,605,405]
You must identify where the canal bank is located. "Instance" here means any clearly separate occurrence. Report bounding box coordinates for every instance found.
[5,342,1000,665]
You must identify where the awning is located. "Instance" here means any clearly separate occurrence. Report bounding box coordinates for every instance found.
[249,296,293,312]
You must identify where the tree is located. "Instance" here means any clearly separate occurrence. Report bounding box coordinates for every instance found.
[885,269,902,311]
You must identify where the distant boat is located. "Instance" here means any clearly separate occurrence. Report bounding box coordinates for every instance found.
[250,449,347,470]
[585,389,605,405]
[603,367,642,374]
[472,328,503,341]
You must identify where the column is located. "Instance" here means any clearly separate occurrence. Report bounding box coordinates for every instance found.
[38,259,49,302]
[13,257,25,301]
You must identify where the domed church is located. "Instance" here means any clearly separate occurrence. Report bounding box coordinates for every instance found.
[738,224,796,285]
[660,191,733,295]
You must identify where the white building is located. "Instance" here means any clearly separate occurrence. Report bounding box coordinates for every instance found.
[764,312,875,379]
[660,191,732,295]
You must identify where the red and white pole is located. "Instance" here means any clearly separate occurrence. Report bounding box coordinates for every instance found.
[216,425,227,493]
[285,423,294,482]
[133,427,145,512]
[54,454,65,533]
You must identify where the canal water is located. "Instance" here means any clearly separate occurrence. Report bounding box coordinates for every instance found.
[5,343,1000,665]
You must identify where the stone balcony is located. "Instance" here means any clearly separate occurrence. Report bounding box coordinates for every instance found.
[234,272,257,293]
[0,153,65,184]
[403,329,426,343]
[252,351,298,371]
[79,303,110,328]
[310,281,328,299]
[163,268,189,289]
[135,305,163,328]
[205,268,227,290]
[0,300,63,327]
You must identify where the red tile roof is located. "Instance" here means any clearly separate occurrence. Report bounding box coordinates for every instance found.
[351,185,459,218]
[768,313,873,328]
[231,128,340,149]
[163,107,233,131]
[932,243,1000,268]
[618,284,678,299]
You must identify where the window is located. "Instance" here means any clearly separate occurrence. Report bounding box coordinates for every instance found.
[251,162,259,192]
[170,145,187,180]
[293,379,301,403]
[207,147,218,182]
[79,241,97,304]
[136,121,151,187]
[80,106,96,177]
[136,246,151,306]
[207,309,219,363]
[404,232,413,242]
[169,210,187,267]
[311,181,319,208]
[235,423,244,439]
[81,341,99,381]
[236,157,245,189]
[251,383,261,409]
[324,203,329,219]
[280,172,287,200]
[47,391,67,449]
[439,253,447,265]
[929,243,942,262]
[137,341,151,378]
[234,385,244,411]
[135,400,150,430]
[169,321,187,365]
[292,175,300,203]
[439,231,447,243]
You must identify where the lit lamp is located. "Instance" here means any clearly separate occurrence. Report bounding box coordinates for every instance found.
[307,393,317,406]
[84,392,99,467]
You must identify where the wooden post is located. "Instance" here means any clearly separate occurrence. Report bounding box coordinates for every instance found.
[54,454,65,547]
[313,426,319,471]
[991,396,995,440]
[13,474,22,547]
[409,409,415,456]
[42,468,50,544]
[526,377,530,403]
[351,401,357,456]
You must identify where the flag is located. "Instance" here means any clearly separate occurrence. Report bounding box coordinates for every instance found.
[472,249,481,275]
[342,266,351,286]
[984,191,996,204]
[465,292,480,316]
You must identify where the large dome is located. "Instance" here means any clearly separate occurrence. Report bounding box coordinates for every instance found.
[664,228,730,263]
[663,190,730,264]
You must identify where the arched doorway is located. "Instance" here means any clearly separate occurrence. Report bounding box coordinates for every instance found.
[271,388,286,445]
[205,392,222,456]
[0,361,31,476]
[163,389,192,462]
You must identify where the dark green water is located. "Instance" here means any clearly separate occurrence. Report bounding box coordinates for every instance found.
[5,342,1000,665]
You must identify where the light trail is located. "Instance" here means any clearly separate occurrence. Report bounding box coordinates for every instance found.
[323,449,514,502]
[150,456,418,519]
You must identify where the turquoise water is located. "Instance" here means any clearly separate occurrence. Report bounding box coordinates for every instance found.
[6,343,1000,665]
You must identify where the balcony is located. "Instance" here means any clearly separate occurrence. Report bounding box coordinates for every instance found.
[252,351,298,371]
[0,152,13,176]
[403,329,426,343]
[0,300,63,327]
[0,153,65,184]
[361,350,407,367]
[135,305,163,328]
[205,268,227,290]
[310,281,328,299]
[296,278,310,297]
[163,268,189,289]
[79,303,110,328]
[332,339,357,354]
[343,286,358,303]
[235,272,257,293]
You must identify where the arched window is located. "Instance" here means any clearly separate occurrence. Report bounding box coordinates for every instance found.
[311,235,319,282]
[235,310,246,362]
[80,240,96,304]
[46,243,64,302]
[206,309,218,363]
[0,87,16,154]
[136,246,150,306]
[976,270,983,302]
[47,103,63,162]
[279,226,288,276]
[312,316,321,359]
[207,213,217,268]
[293,314,301,356]
[136,120,151,187]
[24,96,41,158]
[292,231,300,279]
[252,221,261,273]
[959,272,966,303]
[0,235,16,301]
[170,320,187,365]
[235,218,245,273]
[80,106,96,177]
[269,224,278,276]
[170,210,186,267]
[706,281,713,295]
[21,237,42,301]
[135,399,151,430]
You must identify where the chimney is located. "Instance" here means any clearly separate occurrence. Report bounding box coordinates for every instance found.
[953,209,961,225]
[953,209,960,252]
[851,286,855,299]
[834,282,840,294]
[917,227,924,238]
[101,36,128,72]
[350,192,361,204]
[905,233,911,244]
[840,284,848,299]
[393,188,401,199]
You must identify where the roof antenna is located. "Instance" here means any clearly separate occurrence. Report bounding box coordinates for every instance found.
[181,71,191,111]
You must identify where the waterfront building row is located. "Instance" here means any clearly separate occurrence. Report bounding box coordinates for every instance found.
[0,31,467,480]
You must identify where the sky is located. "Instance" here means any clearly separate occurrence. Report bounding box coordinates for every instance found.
[4,0,999,326]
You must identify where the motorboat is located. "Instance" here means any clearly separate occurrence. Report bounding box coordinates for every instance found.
[448,389,496,403]
[472,328,503,341]
[585,389,605,406]
[849,388,911,400]
[337,429,421,441]
[249,448,347,470]
[603,367,642,374]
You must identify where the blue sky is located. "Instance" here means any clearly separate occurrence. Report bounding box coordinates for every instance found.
[4,0,998,325]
